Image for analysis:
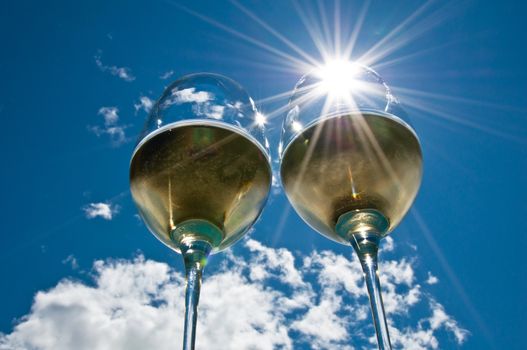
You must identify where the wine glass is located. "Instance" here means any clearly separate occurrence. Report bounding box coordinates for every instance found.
[130,73,272,350]
[279,61,422,349]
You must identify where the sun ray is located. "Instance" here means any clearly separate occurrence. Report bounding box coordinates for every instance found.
[255,80,328,107]
[317,0,334,57]
[279,85,346,221]
[291,0,331,61]
[229,0,320,67]
[189,35,306,75]
[364,6,456,67]
[255,89,299,106]
[334,0,341,57]
[168,1,312,71]
[342,0,370,59]
[411,208,496,348]
[355,113,407,196]
[401,95,527,144]
[216,55,302,75]
[270,202,294,246]
[359,0,433,65]
[262,85,324,122]
[371,41,457,70]
[394,86,527,114]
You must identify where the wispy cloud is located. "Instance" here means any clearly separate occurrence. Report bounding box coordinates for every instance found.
[159,70,174,80]
[83,202,119,220]
[161,87,230,120]
[98,106,119,126]
[428,300,468,343]
[61,255,79,270]
[94,53,135,82]
[271,171,282,195]
[426,272,439,285]
[0,239,467,349]
[89,125,128,146]
[382,236,395,252]
[134,96,154,114]
[196,104,224,119]
[89,106,130,146]
[245,239,305,288]
[169,87,212,104]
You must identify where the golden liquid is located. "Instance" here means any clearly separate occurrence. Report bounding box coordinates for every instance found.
[280,112,422,244]
[130,121,271,253]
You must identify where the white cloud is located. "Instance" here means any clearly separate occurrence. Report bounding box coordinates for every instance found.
[0,240,468,350]
[83,202,119,220]
[426,272,439,285]
[89,125,128,146]
[303,250,365,297]
[245,239,304,288]
[388,327,439,350]
[271,174,281,195]
[428,300,468,343]
[95,54,135,82]
[161,88,228,120]
[290,291,350,349]
[385,299,469,350]
[169,87,212,104]
[134,96,154,114]
[380,259,421,315]
[198,104,224,119]
[159,70,174,80]
[382,236,395,252]
[98,107,119,126]
[62,255,79,270]
[270,160,282,196]
[89,106,130,146]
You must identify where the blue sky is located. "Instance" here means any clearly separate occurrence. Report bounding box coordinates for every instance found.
[0,0,526,349]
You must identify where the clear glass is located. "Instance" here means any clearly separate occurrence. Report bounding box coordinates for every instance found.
[279,62,423,349]
[130,73,272,350]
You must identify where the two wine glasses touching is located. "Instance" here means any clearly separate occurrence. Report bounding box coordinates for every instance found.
[130,62,422,350]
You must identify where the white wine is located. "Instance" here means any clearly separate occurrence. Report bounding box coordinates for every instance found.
[130,121,271,252]
[280,112,422,244]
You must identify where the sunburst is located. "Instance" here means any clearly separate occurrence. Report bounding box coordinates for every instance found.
[166,1,518,342]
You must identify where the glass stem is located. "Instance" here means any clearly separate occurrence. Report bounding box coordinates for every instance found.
[352,233,392,350]
[335,209,392,350]
[180,239,212,350]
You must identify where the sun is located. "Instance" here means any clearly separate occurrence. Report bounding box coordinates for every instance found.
[315,60,365,99]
